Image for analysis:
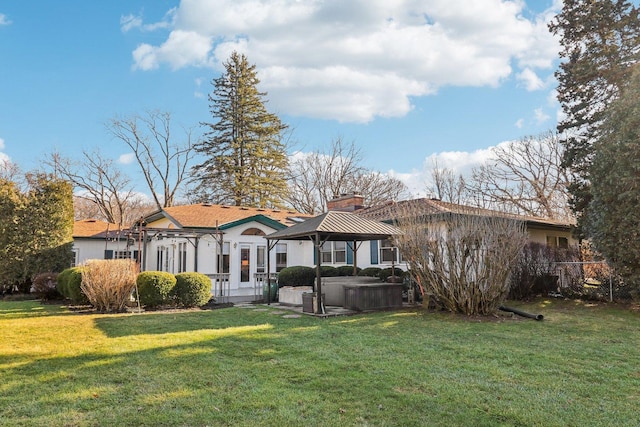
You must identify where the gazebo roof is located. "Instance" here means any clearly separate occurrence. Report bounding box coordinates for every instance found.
[265,210,401,242]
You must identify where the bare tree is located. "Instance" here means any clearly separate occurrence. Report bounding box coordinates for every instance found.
[106,110,196,210]
[425,158,468,204]
[467,131,574,220]
[392,204,528,316]
[44,150,143,225]
[287,138,408,214]
[0,159,25,190]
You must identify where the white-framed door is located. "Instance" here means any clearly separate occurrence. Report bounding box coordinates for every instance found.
[239,243,268,286]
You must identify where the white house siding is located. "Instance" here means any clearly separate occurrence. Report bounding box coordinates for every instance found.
[72,238,134,267]
[141,220,314,302]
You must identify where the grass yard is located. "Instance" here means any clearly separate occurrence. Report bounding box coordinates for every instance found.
[1,298,639,426]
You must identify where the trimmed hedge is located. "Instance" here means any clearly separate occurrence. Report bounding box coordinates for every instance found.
[173,272,211,307]
[278,266,316,287]
[320,266,339,277]
[336,265,361,276]
[57,267,88,304]
[358,267,382,278]
[379,267,405,282]
[137,271,176,307]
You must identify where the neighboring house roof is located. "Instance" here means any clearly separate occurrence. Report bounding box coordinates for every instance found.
[357,198,575,231]
[266,210,402,242]
[144,204,312,230]
[73,219,124,239]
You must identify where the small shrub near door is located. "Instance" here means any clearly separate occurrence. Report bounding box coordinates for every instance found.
[81,259,138,312]
[137,271,177,308]
[173,272,211,307]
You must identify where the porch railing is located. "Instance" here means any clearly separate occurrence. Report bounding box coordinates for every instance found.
[208,273,231,303]
[254,272,278,301]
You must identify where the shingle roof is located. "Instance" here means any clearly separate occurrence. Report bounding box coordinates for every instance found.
[73,219,122,238]
[147,204,312,229]
[357,198,575,229]
[266,210,401,241]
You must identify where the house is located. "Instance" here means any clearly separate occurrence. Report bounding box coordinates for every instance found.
[313,194,578,272]
[134,204,313,302]
[72,195,576,304]
[72,219,133,267]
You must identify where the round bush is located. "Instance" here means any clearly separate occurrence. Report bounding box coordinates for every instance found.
[57,267,88,304]
[277,266,316,287]
[379,267,405,282]
[358,267,382,278]
[137,271,176,307]
[320,265,339,277]
[173,272,212,307]
[32,272,60,300]
[336,265,361,276]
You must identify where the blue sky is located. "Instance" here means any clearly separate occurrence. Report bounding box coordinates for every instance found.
[0,0,561,196]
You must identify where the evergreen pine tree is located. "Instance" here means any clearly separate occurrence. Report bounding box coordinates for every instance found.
[587,64,640,293]
[549,0,640,232]
[192,52,289,207]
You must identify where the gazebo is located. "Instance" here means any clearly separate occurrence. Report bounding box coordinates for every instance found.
[265,210,402,314]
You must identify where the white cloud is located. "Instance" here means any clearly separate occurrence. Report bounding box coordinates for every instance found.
[120,9,175,33]
[0,137,5,150]
[0,13,11,26]
[130,0,561,122]
[390,141,532,196]
[534,107,550,124]
[132,30,213,71]
[517,68,545,91]
[120,14,143,33]
[515,118,524,129]
[118,152,136,165]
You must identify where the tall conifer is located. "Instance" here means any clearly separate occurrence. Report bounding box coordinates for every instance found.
[192,52,289,207]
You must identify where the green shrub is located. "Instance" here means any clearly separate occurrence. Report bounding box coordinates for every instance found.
[57,267,88,304]
[358,267,382,278]
[277,266,316,287]
[31,272,60,300]
[173,273,211,307]
[336,265,361,276]
[320,266,339,277]
[379,267,404,282]
[137,271,177,308]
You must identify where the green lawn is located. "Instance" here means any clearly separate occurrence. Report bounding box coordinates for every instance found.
[1,299,639,426]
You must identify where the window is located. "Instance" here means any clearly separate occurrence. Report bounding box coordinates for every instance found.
[276,243,287,272]
[256,245,266,273]
[547,236,569,249]
[380,239,401,264]
[240,245,250,282]
[71,248,79,267]
[217,242,230,274]
[178,242,187,273]
[114,250,133,259]
[157,246,168,271]
[320,241,347,264]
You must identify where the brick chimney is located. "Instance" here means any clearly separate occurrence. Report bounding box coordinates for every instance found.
[327,193,365,212]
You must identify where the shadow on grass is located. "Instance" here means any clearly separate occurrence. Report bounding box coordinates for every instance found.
[0,300,73,320]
